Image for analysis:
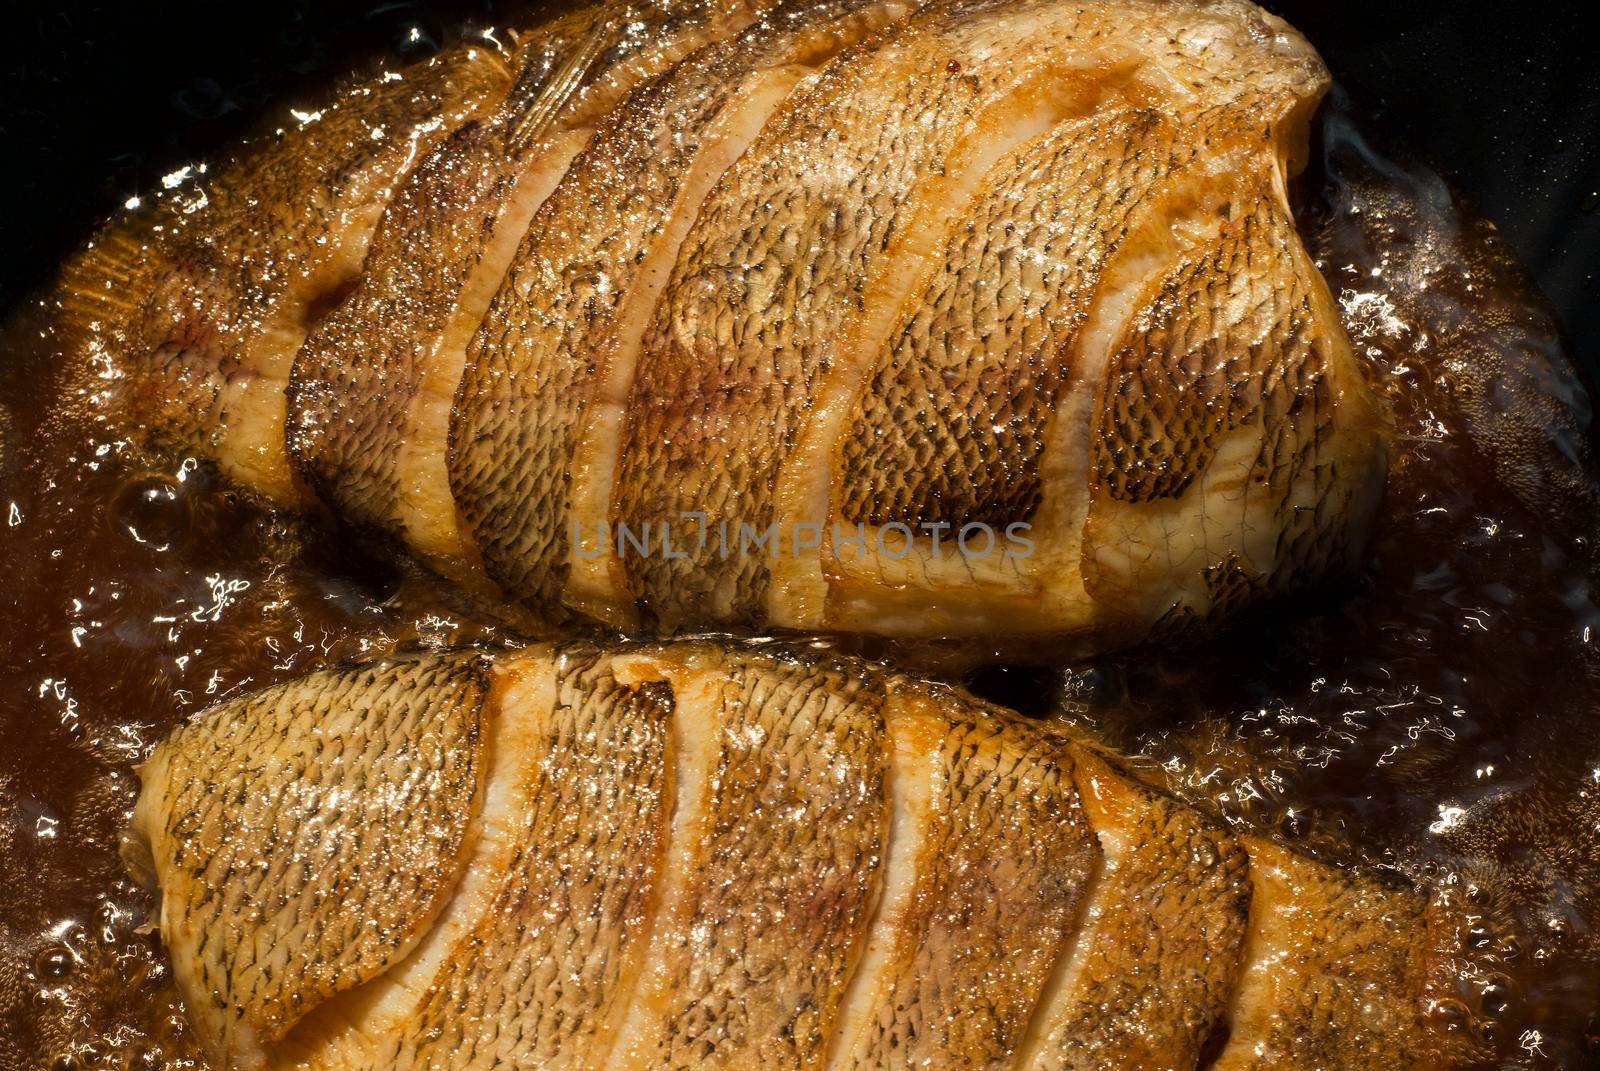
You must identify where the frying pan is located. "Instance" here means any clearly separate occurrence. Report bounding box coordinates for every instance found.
[0,2,1597,1065]
[2,0,1596,377]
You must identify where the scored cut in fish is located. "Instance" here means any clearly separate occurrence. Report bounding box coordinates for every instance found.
[57,0,1386,656]
[122,653,492,1070]
[126,641,1476,1071]
[285,0,817,596]
[450,0,916,620]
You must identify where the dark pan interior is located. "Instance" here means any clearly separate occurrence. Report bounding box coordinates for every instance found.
[1268,0,1599,379]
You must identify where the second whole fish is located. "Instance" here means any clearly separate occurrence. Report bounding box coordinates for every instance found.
[125,640,1475,1071]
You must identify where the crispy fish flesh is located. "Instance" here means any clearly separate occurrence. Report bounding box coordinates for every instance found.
[126,641,1472,1071]
[59,0,1385,653]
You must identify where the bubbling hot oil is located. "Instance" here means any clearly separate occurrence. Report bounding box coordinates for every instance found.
[1,96,1597,1070]
[0,333,512,1068]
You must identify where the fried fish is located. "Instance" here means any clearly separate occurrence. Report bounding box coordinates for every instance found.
[59,0,1385,654]
[126,641,1468,1071]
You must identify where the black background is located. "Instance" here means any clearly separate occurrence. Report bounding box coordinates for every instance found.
[2,0,1596,374]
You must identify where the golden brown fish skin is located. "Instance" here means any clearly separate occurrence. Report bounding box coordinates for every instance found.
[612,0,1058,632]
[1085,184,1386,636]
[286,0,783,597]
[124,652,491,1071]
[131,640,1463,1071]
[259,647,575,1071]
[837,106,1184,532]
[382,646,675,1071]
[605,646,889,1070]
[1017,745,1251,1071]
[447,0,909,624]
[820,104,1261,641]
[1211,836,1465,1071]
[283,7,609,584]
[610,0,1363,641]
[55,0,1381,658]
[830,683,1096,1071]
[768,22,1336,637]
[58,41,515,506]
[282,113,535,564]
[833,96,1375,651]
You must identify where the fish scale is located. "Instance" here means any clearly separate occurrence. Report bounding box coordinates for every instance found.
[828,695,1095,1071]
[1084,183,1383,630]
[286,0,792,604]
[125,652,491,1070]
[128,641,1473,1071]
[283,5,608,588]
[449,0,913,627]
[384,649,673,1071]
[56,0,1386,660]
[1016,745,1252,1071]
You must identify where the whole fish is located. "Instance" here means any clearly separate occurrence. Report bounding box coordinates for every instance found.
[126,640,1473,1071]
[53,0,1385,656]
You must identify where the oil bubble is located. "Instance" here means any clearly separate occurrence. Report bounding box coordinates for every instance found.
[1428,997,1471,1032]
[394,20,446,61]
[158,1012,188,1044]
[109,474,190,553]
[1479,972,1513,1016]
[34,945,74,979]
